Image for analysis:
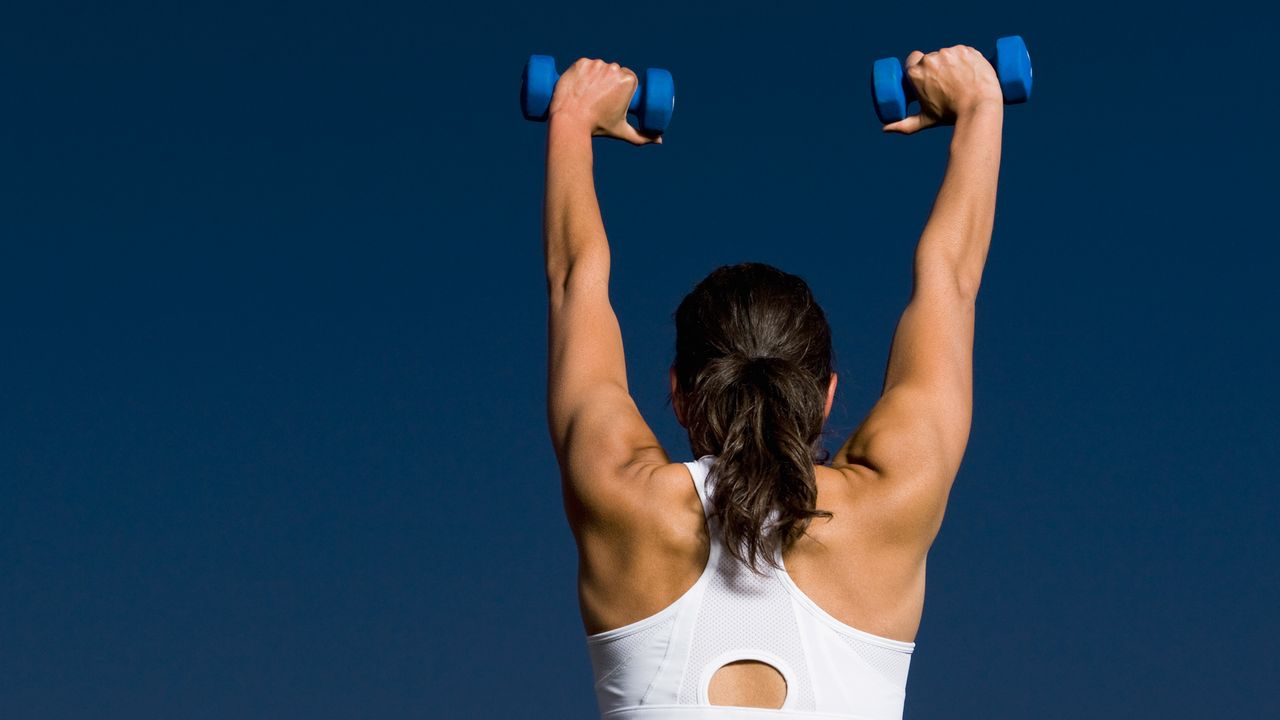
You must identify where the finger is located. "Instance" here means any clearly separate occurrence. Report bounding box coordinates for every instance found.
[905,50,925,67]
[882,113,932,135]
[639,126,663,145]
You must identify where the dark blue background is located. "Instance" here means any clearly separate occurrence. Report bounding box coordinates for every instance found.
[2,1,1276,718]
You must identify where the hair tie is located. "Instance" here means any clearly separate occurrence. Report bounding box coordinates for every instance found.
[741,355,774,379]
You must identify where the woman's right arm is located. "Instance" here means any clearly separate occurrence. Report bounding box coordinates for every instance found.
[832,46,1004,546]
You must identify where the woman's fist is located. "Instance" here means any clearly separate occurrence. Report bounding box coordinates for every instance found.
[884,45,1003,134]
[549,58,660,145]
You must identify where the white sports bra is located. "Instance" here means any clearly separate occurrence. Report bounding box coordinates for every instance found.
[585,455,915,720]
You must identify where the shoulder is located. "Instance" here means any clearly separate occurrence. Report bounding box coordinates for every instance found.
[566,459,702,542]
[572,460,710,634]
[825,461,953,550]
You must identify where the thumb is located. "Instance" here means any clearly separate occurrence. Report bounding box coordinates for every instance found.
[882,113,931,135]
[618,120,662,146]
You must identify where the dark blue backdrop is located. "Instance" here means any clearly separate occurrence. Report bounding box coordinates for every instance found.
[2,1,1276,718]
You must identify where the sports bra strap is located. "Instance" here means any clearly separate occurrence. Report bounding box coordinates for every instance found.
[688,455,718,518]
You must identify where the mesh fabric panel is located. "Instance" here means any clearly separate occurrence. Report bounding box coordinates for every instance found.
[676,536,815,709]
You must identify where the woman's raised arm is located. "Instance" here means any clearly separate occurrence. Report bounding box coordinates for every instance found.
[541,59,666,524]
[834,46,1004,548]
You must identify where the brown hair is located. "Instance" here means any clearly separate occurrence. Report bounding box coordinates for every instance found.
[671,263,834,572]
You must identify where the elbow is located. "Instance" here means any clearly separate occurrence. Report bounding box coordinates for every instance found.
[914,231,990,302]
[955,272,982,301]
[914,256,983,302]
[546,252,610,301]
[545,259,572,298]
[545,264,568,298]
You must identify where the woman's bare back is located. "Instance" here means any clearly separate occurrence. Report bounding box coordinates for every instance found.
[573,461,930,644]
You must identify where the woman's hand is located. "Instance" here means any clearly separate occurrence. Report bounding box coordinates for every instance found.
[548,58,661,145]
[884,45,1004,134]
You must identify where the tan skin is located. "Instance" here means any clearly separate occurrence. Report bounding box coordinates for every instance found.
[543,49,1003,708]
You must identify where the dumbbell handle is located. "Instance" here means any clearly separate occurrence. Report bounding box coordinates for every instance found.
[894,51,997,103]
[541,67,648,115]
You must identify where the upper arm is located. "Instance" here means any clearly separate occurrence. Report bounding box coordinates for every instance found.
[834,266,975,538]
[547,268,668,518]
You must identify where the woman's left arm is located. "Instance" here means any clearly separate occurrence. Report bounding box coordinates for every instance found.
[542,60,666,519]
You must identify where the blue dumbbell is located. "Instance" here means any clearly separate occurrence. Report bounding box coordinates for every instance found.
[871,35,1033,124]
[520,55,675,134]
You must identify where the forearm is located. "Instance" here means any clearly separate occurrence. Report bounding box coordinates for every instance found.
[544,117,609,295]
[914,104,1003,298]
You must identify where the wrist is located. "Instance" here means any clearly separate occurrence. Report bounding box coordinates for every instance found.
[952,102,1003,145]
[548,111,594,139]
[955,98,1004,124]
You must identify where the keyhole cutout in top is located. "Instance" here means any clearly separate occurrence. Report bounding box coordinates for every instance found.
[707,660,787,708]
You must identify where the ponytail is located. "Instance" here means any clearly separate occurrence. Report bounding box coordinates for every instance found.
[672,263,835,573]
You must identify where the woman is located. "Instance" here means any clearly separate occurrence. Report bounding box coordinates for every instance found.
[542,47,1002,719]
